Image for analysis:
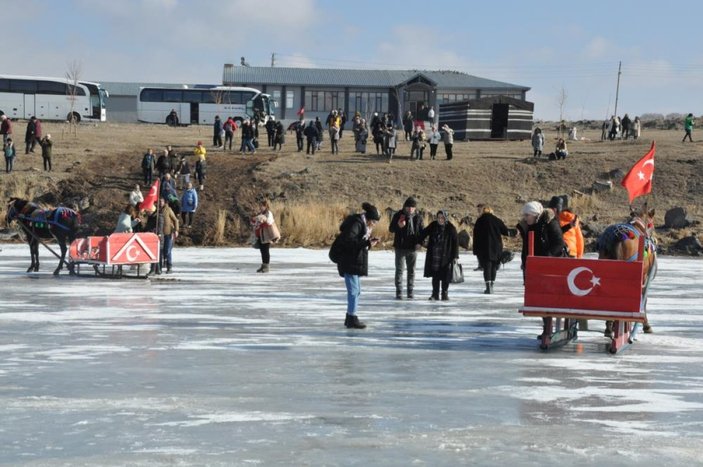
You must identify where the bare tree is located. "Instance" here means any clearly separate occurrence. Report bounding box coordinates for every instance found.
[64,60,82,136]
[557,86,568,139]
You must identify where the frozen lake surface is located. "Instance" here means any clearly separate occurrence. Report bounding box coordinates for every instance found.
[1,245,702,466]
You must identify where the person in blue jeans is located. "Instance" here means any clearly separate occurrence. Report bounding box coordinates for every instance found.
[329,202,381,329]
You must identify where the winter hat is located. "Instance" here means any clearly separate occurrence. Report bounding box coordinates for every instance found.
[403,197,417,208]
[522,201,543,217]
[362,202,381,221]
[547,196,564,213]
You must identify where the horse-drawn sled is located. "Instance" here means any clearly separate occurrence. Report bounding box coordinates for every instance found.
[68,232,160,279]
[519,213,657,354]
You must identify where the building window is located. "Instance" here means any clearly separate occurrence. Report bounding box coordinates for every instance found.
[304,89,341,112]
[285,91,293,109]
[348,91,388,117]
[272,90,281,108]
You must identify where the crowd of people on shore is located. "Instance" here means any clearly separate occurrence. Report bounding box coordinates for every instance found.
[2,115,54,173]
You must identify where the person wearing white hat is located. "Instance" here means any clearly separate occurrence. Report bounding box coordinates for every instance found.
[517,200,566,340]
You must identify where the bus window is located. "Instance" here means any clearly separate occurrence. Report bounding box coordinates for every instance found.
[201,91,215,104]
[163,90,183,102]
[141,89,163,102]
[0,79,8,92]
[37,80,68,95]
[10,79,37,93]
[66,84,86,96]
[182,90,201,103]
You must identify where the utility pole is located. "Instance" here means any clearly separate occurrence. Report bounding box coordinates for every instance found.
[613,61,622,117]
[271,52,275,67]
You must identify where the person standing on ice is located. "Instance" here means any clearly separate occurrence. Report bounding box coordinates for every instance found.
[251,198,280,273]
[329,202,381,329]
[389,197,423,300]
[472,204,512,294]
[418,210,459,301]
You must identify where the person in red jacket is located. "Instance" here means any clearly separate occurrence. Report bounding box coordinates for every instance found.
[1,115,13,145]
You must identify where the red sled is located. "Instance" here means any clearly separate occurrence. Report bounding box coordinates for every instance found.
[69,232,160,278]
[518,232,646,353]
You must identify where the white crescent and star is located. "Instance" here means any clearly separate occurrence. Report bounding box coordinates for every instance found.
[126,245,139,262]
[566,267,601,296]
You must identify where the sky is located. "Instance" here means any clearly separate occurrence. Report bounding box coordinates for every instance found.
[4,0,702,120]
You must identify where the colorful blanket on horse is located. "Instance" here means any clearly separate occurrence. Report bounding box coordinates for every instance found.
[19,205,79,231]
[597,223,654,262]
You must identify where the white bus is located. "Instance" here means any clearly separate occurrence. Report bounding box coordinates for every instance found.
[0,74,108,122]
[136,85,273,125]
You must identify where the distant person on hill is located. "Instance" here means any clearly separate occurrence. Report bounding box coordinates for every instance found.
[314,117,324,151]
[39,134,52,171]
[166,109,179,126]
[240,120,256,154]
[428,124,441,160]
[631,116,641,140]
[0,115,12,144]
[389,197,423,300]
[304,120,319,155]
[531,127,544,157]
[265,115,276,147]
[683,113,694,142]
[385,123,397,161]
[328,202,382,329]
[600,119,608,141]
[160,173,177,201]
[166,145,179,176]
[355,119,368,154]
[25,116,37,154]
[621,114,631,139]
[175,155,191,189]
[129,184,144,207]
[338,109,347,139]
[194,140,207,160]
[223,116,237,151]
[141,148,156,186]
[156,149,170,178]
[294,118,305,152]
[555,138,568,159]
[273,119,285,151]
[180,181,198,228]
[410,127,426,160]
[442,124,454,160]
[403,111,414,141]
[195,151,206,191]
[608,115,620,140]
[3,138,16,173]
[213,115,223,148]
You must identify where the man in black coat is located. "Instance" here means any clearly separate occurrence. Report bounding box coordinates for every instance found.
[472,204,511,294]
[418,210,459,301]
[304,121,319,155]
[329,203,381,329]
[389,196,424,299]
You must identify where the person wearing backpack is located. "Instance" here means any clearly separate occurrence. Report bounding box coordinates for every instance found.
[328,202,381,329]
[141,148,156,186]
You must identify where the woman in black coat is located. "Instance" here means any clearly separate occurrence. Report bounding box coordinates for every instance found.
[418,210,458,301]
[329,203,381,329]
[472,205,511,294]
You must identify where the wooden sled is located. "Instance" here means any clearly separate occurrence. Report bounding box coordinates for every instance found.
[69,232,160,279]
[519,232,647,354]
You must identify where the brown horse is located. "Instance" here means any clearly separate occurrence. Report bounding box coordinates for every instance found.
[6,198,81,275]
[597,207,657,335]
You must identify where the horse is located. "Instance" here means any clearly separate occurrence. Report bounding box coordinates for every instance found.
[5,198,81,275]
[596,206,657,335]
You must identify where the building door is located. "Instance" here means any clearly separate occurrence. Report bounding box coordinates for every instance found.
[190,102,199,124]
[405,90,429,119]
[491,104,509,138]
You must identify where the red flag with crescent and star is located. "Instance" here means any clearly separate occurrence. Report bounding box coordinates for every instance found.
[621,141,655,203]
[138,179,160,212]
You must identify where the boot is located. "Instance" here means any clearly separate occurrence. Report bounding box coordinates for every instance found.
[395,290,403,300]
[261,263,270,273]
[441,291,449,301]
[429,293,439,301]
[256,264,264,273]
[489,281,494,294]
[484,281,491,294]
[345,314,366,329]
[407,289,414,299]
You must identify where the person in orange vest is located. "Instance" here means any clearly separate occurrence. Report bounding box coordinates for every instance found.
[547,196,584,258]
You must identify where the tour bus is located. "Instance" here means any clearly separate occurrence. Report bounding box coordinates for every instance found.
[136,85,273,125]
[0,74,108,122]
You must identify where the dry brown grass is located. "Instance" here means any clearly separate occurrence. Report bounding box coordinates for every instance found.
[271,200,395,247]
[209,209,229,245]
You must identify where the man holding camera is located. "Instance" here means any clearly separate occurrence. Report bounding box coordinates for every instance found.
[389,197,424,299]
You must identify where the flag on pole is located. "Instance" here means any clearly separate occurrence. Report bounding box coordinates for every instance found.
[139,179,160,212]
[621,141,655,203]
[296,106,305,116]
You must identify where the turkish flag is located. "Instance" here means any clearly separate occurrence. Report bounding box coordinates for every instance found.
[296,106,305,116]
[621,141,655,203]
[138,179,160,212]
